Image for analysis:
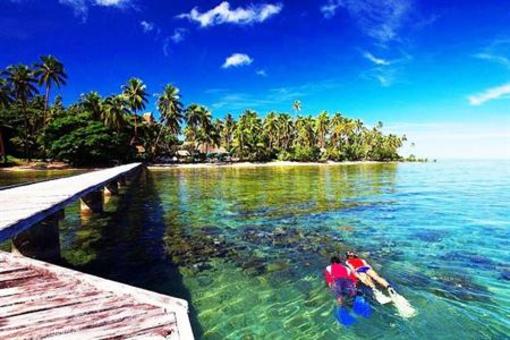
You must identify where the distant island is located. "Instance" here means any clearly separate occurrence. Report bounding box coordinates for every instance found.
[0,55,422,168]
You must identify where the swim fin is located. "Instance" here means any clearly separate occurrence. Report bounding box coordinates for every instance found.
[373,288,392,305]
[388,288,417,318]
[353,296,373,318]
[334,306,357,326]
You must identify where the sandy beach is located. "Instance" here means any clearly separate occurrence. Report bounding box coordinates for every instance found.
[148,160,388,170]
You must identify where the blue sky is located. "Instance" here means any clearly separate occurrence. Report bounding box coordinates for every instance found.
[1,0,509,159]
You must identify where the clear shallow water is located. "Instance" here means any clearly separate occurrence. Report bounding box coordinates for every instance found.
[1,162,509,339]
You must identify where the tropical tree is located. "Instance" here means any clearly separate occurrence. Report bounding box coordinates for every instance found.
[4,64,38,159]
[263,111,279,152]
[102,95,128,131]
[154,84,183,152]
[122,78,148,143]
[34,55,67,119]
[315,111,329,149]
[292,100,301,114]
[0,78,12,108]
[157,85,183,135]
[80,92,103,121]
[221,113,236,154]
[277,113,293,151]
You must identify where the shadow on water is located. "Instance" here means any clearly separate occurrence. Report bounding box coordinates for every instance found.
[60,169,204,338]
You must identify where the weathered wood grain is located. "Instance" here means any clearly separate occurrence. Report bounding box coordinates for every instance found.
[0,251,193,339]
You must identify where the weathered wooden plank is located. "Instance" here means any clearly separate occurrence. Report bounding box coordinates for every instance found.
[0,239,193,339]
[0,265,26,275]
[0,269,40,285]
[0,284,100,308]
[48,311,177,340]
[0,290,113,317]
[0,163,141,241]
[0,296,136,332]
[0,277,62,298]
[0,301,163,338]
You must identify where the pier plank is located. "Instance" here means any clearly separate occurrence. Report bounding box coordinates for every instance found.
[0,251,193,339]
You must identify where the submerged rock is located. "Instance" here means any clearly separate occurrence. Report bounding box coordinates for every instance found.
[439,251,497,269]
[413,229,448,243]
[430,272,491,302]
[500,269,510,281]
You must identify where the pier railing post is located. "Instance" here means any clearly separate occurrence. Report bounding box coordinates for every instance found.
[12,213,61,262]
[104,181,119,196]
[118,175,127,188]
[80,189,103,214]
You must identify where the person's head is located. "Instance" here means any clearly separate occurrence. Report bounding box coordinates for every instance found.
[346,251,358,259]
[330,256,341,264]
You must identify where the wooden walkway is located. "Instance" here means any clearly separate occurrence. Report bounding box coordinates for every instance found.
[0,163,141,242]
[0,251,193,339]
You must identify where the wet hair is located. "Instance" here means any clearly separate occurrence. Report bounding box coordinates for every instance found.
[346,251,358,258]
[331,256,341,264]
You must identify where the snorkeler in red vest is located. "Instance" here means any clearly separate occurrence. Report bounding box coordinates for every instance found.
[324,256,358,305]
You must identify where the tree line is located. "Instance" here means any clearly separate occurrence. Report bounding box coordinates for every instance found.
[0,55,407,166]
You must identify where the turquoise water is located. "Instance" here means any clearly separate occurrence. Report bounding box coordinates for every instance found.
[1,161,509,339]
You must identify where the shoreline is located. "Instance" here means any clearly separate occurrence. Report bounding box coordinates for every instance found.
[148,160,394,170]
[0,160,399,172]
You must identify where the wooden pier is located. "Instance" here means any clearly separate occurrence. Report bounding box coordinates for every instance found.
[0,251,193,339]
[0,164,194,339]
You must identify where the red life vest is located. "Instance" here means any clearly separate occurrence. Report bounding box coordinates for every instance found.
[346,258,367,270]
[324,263,357,285]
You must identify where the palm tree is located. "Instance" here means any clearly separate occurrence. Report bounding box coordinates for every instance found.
[292,100,302,114]
[263,111,279,151]
[0,78,12,108]
[154,84,183,152]
[122,78,148,143]
[277,113,293,151]
[157,85,183,135]
[0,78,11,163]
[185,104,202,129]
[329,112,345,147]
[4,64,38,159]
[103,95,128,131]
[184,104,214,153]
[80,91,103,120]
[221,113,236,154]
[315,111,329,149]
[34,55,67,120]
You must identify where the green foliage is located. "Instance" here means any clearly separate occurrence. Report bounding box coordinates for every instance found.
[1,55,411,166]
[292,145,320,161]
[41,110,135,166]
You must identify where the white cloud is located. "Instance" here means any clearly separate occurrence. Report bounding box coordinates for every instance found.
[320,0,342,19]
[94,0,130,5]
[59,0,132,21]
[256,69,268,77]
[59,0,88,21]
[321,0,412,43]
[363,51,390,65]
[468,83,510,106]
[222,53,253,69]
[171,28,187,43]
[177,1,283,27]
[475,53,510,68]
[162,37,170,57]
[140,20,154,33]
